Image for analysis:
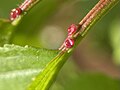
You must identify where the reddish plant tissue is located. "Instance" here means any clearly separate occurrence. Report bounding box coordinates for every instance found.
[68,24,77,36]
[19,0,33,11]
[10,8,22,21]
[64,38,74,48]
[10,0,34,21]
[59,24,77,51]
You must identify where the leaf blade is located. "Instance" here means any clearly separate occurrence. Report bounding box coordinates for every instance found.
[0,44,59,90]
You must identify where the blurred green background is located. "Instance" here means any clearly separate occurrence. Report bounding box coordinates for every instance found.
[0,0,120,90]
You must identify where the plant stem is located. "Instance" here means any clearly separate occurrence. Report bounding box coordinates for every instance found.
[11,0,42,26]
[72,0,119,50]
[78,0,119,37]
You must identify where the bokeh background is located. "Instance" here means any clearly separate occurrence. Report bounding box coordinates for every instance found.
[0,0,120,90]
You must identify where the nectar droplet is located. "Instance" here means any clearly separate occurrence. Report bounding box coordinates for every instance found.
[68,24,77,35]
[65,38,74,48]
[10,8,22,21]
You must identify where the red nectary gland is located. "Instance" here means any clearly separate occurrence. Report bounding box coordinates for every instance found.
[68,24,77,35]
[65,38,74,48]
[10,8,22,21]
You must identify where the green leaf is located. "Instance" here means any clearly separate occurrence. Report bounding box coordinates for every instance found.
[0,44,59,90]
[28,50,71,90]
[0,19,14,46]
